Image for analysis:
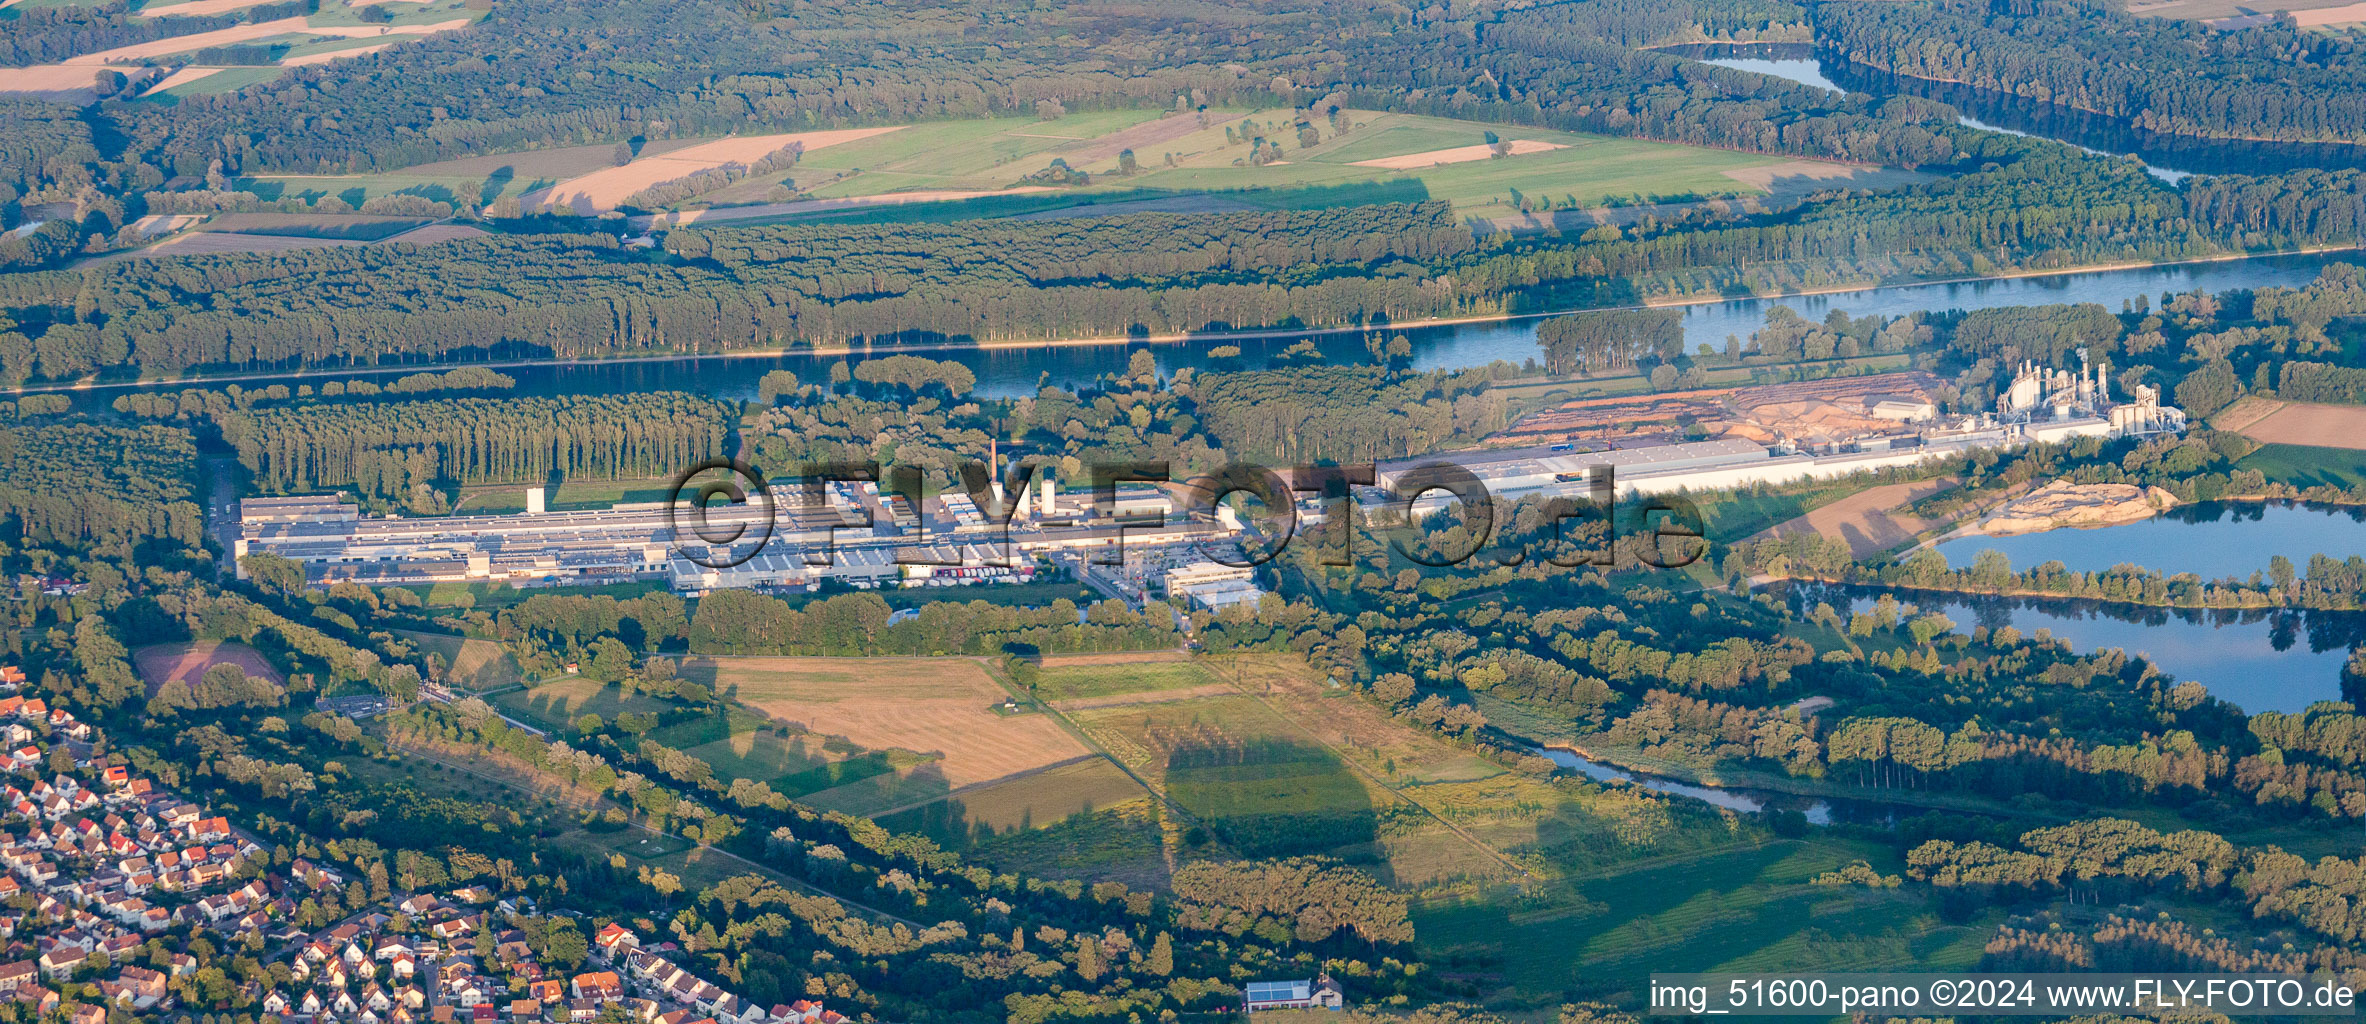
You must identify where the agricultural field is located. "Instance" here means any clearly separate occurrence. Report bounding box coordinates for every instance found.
[493,677,675,731]
[1030,653,1230,704]
[1744,477,1957,557]
[130,641,282,692]
[2224,399,2366,451]
[644,708,913,799]
[873,756,1151,844]
[1414,837,1993,1004]
[677,656,1088,812]
[522,128,905,214]
[960,801,1175,888]
[1068,690,1389,859]
[2236,441,2366,488]
[579,109,1885,228]
[393,629,523,693]
[0,1,478,101]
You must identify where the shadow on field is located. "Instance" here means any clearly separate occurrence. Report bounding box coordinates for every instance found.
[1160,731,1378,859]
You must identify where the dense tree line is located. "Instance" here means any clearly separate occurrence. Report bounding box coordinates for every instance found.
[0,3,241,67]
[1816,0,2366,144]
[219,392,731,502]
[0,204,1466,379]
[688,589,1183,657]
[0,421,203,566]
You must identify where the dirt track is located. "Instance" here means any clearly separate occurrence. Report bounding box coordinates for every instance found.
[1749,477,1956,558]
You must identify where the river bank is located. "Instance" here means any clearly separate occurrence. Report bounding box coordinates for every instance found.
[8,245,2356,399]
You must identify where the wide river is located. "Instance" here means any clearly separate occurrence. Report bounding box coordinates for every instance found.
[63,249,2354,406]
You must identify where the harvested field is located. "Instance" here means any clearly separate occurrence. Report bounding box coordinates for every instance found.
[629,187,1051,227]
[2231,401,2366,450]
[0,65,105,96]
[204,212,428,238]
[877,756,1149,834]
[1747,477,1956,558]
[1350,139,1566,169]
[139,67,226,94]
[1050,683,1237,712]
[106,231,370,260]
[2212,395,2287,434]
[681,656,1086,788]
[139,0,278,15]
[308,16,472,36]
[133,641,282,693]
[380,222,489,245]
[127,212,203,236]
[283,42,392,65]
[525,128,905,214]
[58,16,310,62]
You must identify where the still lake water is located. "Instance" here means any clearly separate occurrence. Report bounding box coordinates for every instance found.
[1934,501,2366,580]
[1785,582,2366,715]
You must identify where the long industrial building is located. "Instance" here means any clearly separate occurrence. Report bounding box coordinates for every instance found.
[238,481,1233,596]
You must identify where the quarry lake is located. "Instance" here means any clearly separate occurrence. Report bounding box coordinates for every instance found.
[1785,582,2366,715]
[67,250,2355,406]
[1934,500,2366,580]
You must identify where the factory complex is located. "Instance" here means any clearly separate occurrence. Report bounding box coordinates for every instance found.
[236,362,2184,596]
[1366,361,2185,517]
[236,476,1243,604]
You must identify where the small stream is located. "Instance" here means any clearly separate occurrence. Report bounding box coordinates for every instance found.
[1538,746,1930,826]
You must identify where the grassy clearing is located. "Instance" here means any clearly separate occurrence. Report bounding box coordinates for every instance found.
[394,629,523,692]
[493,678,677,731]
[1033,659,1221,702]
[550,828,752,892]
[2236,442,2366,489]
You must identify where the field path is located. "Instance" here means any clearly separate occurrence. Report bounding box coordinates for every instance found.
[975,659,1238,867]
[1225,673,1534,880]
[855,752,1109,820]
